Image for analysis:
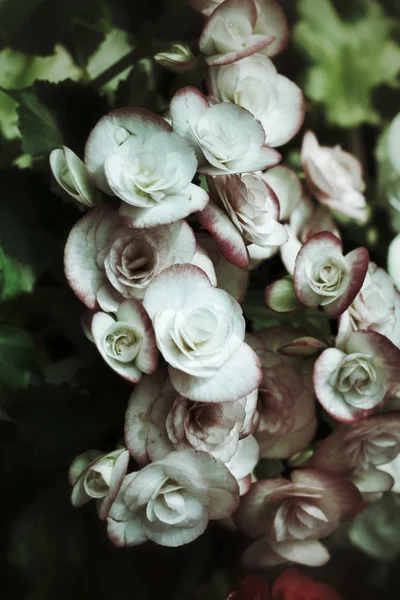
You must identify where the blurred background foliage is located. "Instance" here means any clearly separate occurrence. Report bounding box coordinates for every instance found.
[0,0,400,599]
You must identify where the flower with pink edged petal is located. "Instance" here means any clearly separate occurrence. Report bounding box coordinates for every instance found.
[196,231,249,302]
[293,231,369,317]
[338,262,400,349]
[91,299,158,383]
[314,330,400,423]
[242,538,330,569]
[107,449,239,547]
[199,173,288,268]
[69,448,129,520]
[143,264,262,403]
[64,206,196,310]
[208,54,304,147]
[301,130,368,223]
[247,327,317,459]
[236,469,361,557]
[84,108,208,227]
[170,87,281,175]
[311,412,400,475]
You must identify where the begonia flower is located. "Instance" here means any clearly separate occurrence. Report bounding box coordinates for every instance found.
[91,299,158,382]
[107,449,239,547]
[50,146,101,207]
[311,412,400,474]
[293,231,369,317]
[64,206,196,310]
[208,54,304,147]
[84,108,208,227]
[69,448,129,520]
[170,86,281,175]
[301,131,367,223]
[314,330,400,422]
[142,264,262,402]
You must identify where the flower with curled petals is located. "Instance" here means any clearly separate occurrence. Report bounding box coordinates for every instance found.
[107,449,239,547]
[208,54,304,147]
[143,264,262,403]
[311,412,400,475]
[314,330,400,422]
[91,299,158,383]
[64,206,196,310]
[69,448,130,520]
[170,87,281,176]
[235,469,361,544]
[293,231,369,317]
[85,108,208,228]
[301,130,367,223]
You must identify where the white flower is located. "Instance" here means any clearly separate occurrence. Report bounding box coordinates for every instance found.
[154,43,197,73]
[69,448,130,520]
[91,299,158,383]
[85,108,208,227]
[50,146,100,207]
[170,86,281,175]
[208,54,304,147]
[107,450,239,547]
[142,264,262,402]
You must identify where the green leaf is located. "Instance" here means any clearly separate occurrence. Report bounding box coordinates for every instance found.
[0,326,42,389]
[0,247,35,302]
[294,0,400,127]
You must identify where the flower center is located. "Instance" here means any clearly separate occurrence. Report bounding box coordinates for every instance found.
[84,458,115,498]
[104,323,142,363]
[308,256,348,299]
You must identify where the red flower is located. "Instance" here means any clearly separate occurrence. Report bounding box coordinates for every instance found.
[227,574,269,600]
[271,569,344,600]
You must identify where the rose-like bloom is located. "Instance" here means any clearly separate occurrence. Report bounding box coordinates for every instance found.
[64,206,196,310]
[69,448,129,520]
[170,86,281,176]
[388,233,400,291]
[235,469,361,548]
[279,194,340,275]
[311,412,400,475]
[198,174,288,268]
[293,231,369,317]
[270,569,344,600]
[143,264,262,402]
[84,108,208,227]
[198,0,288,64]
[107,449,239,547]
[301,130,367,223]
[50,146,100,207]
[314,330,400,422]
[247,327,317,459]
[91,299,158,382]
[154,43,197,73]
[338,262,400,349]
[208,54,304,147]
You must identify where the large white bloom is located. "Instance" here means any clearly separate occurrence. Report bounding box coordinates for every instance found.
[170,86,281,175]
[143,264,262,402]
[208,54,304,147]
[107,450,239,547]
[84,108,208,227]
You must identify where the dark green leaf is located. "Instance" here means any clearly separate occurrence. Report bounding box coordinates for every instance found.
[0,326,42,390]
[0,247,35,302]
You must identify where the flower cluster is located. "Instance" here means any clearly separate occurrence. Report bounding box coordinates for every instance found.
[51,0,400,573]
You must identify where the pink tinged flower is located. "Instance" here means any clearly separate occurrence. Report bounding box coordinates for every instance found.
[235,469,361,543]
[84,108,208,228]
[293,231,369,317]
[311,412,400,474]
[313,330,400,423]
[106,449,239,548]
[242,538,330,569]
[50,146,101,207]
[196,231,249,302]
[64,206,196,310]
[208,54,304,147]
[388,233,400,290]
[301,131,368,223]
[91,299,158,383]
[170,86,281,175]
[69,448,129,520]
[143,264,262,403]
[280,195,340,276]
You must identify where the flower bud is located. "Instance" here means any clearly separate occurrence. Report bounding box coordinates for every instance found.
[154,44,197,73]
